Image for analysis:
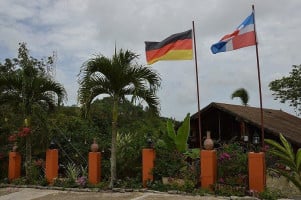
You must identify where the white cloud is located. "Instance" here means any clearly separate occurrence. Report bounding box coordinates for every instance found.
[0,0,300,120]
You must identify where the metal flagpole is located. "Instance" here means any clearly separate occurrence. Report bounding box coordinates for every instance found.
[252,5,265,148]
[192,21,202,149]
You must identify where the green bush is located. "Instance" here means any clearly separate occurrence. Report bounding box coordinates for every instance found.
[26,162,44,184]
[11,177,27,185]
[152,113,199,189]
[153,146,187,179]
[116,132,144,179]
[216,142,248,187]
[258,188,285,200]
[114,177,142,189]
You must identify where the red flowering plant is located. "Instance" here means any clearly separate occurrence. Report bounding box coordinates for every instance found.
[216,142,248,187]
[7,127,31,144]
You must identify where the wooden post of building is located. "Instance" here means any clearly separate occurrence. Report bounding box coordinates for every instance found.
[45,149,58,184]
[88,152,101,184]
[248,152,266,192]
[142,148,155,187]
[200,150,217,189]
[8,152,21,181]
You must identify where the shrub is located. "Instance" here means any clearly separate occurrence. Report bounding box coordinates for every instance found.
[153,147,187,179]
[216,142,248,188]
[76,176,87,187]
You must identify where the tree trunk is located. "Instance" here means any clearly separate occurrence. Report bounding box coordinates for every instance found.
[109,98,118,188]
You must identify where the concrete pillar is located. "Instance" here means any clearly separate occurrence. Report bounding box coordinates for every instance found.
[45,149,58,184]
[142,148,155,187]
[248,152,266,192]
[88,152,101,184]
[8,152,21,181]
[200,150,217,189]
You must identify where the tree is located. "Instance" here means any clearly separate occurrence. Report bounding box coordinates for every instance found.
[78,49,161,187]
[231,88,249,106]
[269,64,301,115]
[0,43,66,179]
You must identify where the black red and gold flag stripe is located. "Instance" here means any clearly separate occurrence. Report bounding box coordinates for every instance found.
[145,29,193,65]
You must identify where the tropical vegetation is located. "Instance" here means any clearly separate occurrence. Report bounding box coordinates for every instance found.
[265,133,301,191]
[0,43,298,200]
[0,43,66,180]
[78,49,161,187]
[217,141,248,188]
[152,113,199,189]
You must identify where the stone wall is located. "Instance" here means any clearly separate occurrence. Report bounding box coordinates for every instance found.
[266,174,301,197]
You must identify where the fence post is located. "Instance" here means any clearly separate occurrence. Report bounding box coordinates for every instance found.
[200,150,217,189]
[248,152,266,192]
[88,152,101,184]
[142,148,155,187]
[8,152,21,181]
[45,149,58,184]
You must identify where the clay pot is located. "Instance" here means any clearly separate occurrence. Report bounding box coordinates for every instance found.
[90,138,99,152]
[204,131,214,150]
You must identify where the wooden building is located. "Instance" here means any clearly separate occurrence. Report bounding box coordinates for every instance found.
[189,102,301,149]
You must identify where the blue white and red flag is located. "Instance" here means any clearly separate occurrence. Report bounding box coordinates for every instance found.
[211,12,256,54]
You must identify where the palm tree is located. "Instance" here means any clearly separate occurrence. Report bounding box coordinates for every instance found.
[231,88,249,106]
[78,49,161,187]
[0,43,66,179]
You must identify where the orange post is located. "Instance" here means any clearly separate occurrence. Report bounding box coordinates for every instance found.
[142,148,155,187]
[8,152,21,181]
[200,150,217,189]
[248,152,266,192]
[88,152,101,184]
[45,149,58,184]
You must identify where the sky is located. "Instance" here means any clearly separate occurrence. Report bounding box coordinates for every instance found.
[0,0,300,120]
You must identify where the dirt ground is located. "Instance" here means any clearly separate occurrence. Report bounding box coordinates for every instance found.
[0,187,24,196]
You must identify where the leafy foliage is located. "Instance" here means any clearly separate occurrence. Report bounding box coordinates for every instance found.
[216,142,248,187]
[265,134,301,191]
[153,113,198,186]
[78,49,161,187]
[65,163,80,183]
[166,113,190,153]
[116,132,144,178]
[231,88,249,106]
[0,43,66,180]
[269,64,301,115]
[153,146,187,178]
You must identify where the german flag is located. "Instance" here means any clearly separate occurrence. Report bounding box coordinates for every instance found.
[145,29,193,65]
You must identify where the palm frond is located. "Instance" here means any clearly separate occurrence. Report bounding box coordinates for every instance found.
[231,88,249,106]
[265,134,301,191]
[265,136,297,170]
[78,49,161,116]
[279,133,295,162]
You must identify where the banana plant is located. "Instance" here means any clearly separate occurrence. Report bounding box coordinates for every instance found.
[166,113,190,153]
[265,133,301,191]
